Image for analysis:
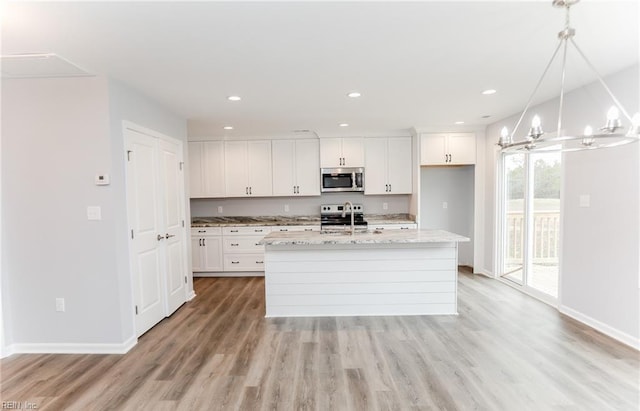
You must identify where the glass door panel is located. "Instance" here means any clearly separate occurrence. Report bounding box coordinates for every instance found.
[503,154,526,284]
[528,152,561,298]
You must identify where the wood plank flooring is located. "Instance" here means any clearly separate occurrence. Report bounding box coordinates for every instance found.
[1,271,638,410]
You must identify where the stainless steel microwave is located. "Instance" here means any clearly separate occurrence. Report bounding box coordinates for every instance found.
[321,167,364,192]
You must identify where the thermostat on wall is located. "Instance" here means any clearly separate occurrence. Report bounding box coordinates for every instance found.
[95,174,110,186]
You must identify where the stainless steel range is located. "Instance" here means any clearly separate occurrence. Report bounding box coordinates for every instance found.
[320,203,367,232]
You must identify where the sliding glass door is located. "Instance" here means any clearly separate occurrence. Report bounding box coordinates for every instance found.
[500,151,561,300]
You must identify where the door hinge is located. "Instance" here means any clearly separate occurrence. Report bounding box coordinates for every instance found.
[179,162,184,171]
[127,150,133,161]
[182,220,185,228]
[131,229,134,239]
[135,305,138,315]
[184,276,187,284]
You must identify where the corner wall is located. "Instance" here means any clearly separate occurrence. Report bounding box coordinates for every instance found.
[484,65,640,346]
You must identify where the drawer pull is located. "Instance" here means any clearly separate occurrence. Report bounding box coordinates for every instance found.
[255,261,264,264]
[231,261,240,264]
[254,229,263,232]
[230,229,239,233]
[255,243,261,246]
[401,227,409,230]
[198,230,206,233]
[231,243,239,246]
[280,228,288,231]
[304,228,313,231]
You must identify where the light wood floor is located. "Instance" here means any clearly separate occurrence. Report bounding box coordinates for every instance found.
[2,271,638,410]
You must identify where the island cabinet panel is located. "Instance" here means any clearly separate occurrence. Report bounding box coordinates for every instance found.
[264,243,458,317]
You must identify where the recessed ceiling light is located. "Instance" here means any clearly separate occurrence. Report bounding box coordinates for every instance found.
[455,121,465,125]
[347,91,361,98]
[223,126,234,130]
[339,123,349,127]
[227,95,241,101]
[481,115,492,119]
[481,89,497,95]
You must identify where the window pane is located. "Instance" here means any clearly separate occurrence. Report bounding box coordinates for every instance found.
[503,154,525,284]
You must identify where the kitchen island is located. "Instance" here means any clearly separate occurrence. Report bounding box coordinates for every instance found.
[260,229,469,317]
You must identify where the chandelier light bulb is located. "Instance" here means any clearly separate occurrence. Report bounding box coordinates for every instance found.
[499,126,512,146]
[607,106,620,121]
[582,125,594,146]
[531,115,541,128]
[528,115,544,140]
[604,106,622,132]
[628,113,640,136]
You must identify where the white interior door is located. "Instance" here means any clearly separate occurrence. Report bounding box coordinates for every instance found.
[159,139,187,314]
[125,126,187,337]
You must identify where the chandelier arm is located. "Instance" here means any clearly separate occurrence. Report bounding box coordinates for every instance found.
[570,38,634,123]
[511,40,564,139]
[557,38,570,137]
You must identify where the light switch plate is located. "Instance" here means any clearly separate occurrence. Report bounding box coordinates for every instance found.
[95,174,110,185]
[87,206,102,220]
[443,202,448,209]
[579,194,590,208]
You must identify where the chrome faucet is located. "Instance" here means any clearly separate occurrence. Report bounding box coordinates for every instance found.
[342,201,355,234]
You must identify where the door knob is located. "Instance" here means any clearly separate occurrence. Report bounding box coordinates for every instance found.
[157,234,164,241]
[165,233,175,239]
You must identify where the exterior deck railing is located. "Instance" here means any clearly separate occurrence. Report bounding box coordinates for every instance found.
[505,211,560,264]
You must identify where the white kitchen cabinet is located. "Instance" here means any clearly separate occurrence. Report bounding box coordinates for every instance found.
[222,226,271,272]
[188,141,225,198]
[224,140,273,197]
[191,227,223,272]
[272,225,320,233]
[364,137,412,195]
[368,223,417,231]
[320,137,364,167]
[420,133,476,165]
[272,139,320,196]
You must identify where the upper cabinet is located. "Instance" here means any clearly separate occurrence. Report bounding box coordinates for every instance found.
[188,141,225,198]
[320,137,365,167]
[364,137,412,195]
[272,139,320,196]
[420,133,476,165]
[224,140,273,197]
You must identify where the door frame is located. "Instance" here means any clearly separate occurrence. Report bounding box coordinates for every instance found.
[123,121,190,336]
[496,150,563,307]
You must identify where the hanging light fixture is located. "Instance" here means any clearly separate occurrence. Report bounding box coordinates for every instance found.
[498,0,640,153]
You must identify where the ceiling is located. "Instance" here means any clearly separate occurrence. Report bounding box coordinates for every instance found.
[2,1,638,138]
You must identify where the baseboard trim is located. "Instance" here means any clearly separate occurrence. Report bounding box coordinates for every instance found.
[194,271,265,278]
[559,304,640,350]
[475,268,494,278]
[6,335,137,355]
[1,344,15,359]
[186,290,196,301]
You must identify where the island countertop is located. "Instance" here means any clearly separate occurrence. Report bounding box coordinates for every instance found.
[260,228,469,246]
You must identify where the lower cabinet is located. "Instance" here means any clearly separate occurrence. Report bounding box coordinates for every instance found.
[222,226,271,272]
[368,223,417,231]
[191,227,223,272]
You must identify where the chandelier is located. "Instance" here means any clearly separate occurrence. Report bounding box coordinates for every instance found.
[497,0,640,153]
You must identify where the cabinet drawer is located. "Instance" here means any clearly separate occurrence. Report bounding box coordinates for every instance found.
[191,227,222,236]
[369,223,417,231]
[223,236,265,253]
[224,254,265,271]
[273,225,320,233]
[223,226,271,236]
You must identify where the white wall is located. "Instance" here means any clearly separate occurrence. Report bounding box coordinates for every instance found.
[191,193,411,218]
[420,166,474,266]
[484,65,639,346]
[1,76,188,353]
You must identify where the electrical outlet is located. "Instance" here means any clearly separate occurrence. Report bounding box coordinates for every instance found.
[284,204,290,212]
[382,202,388,210]
[87,206,101,220]
[56,298,65,312]
[442,202,448,209]
[579,194,590,208]
[217,206,223,213]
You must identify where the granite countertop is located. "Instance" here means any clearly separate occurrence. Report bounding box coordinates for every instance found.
[191,213,416,227]
[260,229,469,246]
[191,215,321,227]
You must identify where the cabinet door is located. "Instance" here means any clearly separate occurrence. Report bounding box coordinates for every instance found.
[247,140,273,196]
[295,139,320,196]
[272,140,296,196]
[191,236,204,271]
[202,236,223,271]
[224,141,249,197]
[203,141,225,197]
[420,134,447,165]
[341,137,364,167]
[364,138,388,195]
[448,133,476,165]
[320,138,343,167]
[387,137,412,194]
[188,142,204,198]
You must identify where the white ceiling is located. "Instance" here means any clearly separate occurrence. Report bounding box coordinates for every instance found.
[2,1,638,138]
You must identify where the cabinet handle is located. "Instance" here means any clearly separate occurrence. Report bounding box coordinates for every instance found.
[230,229,239,233]
[231,243,239,246]
[254,229,263,232]
[249,187,253,194]
[199,239,202,246]
[304,228,313,231]
[198,230,206,233]
[203,239,206,246]
[389,184,392,192]
[401,227,409,230]
[375,227,384,230]
[231,261,240,264]
[255,261,264,264]
[255,243,261,246]
[280,228,288,232]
